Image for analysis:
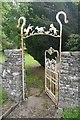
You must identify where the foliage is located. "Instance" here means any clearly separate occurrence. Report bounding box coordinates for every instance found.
[0,87,7,105]
[61,107,80,119]
[25,2,78,66]
[65,34,80,51]
[1,2,32,50]
[1,2,79,66]
[78,2,80,34]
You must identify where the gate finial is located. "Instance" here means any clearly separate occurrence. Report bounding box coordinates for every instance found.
[17,17,26,35]
[56,11,68,36]
[56,11,68,62]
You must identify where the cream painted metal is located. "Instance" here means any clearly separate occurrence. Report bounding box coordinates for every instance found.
[17,17,26,100]
[45,47,60,107]
[17,11,68,106]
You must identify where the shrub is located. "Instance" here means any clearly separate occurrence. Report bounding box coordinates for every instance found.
[61,106,80,119]
[65,34,80,51]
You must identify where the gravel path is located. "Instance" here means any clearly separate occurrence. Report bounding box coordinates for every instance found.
[7,92,57,118]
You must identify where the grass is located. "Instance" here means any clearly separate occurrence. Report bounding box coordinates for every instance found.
[0,53,7,106]
[25,53,45,95]
[61,106,80,119]
[0,86,7,106]
[25,53,40,67]
[26,70,44,93]
[0,52,42,103]
[0,53,7,105]
[0,52,5,62]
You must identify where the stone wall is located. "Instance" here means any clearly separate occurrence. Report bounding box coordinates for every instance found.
[57,52,80,117]
[2,49,26,102]
[2,50,80,108]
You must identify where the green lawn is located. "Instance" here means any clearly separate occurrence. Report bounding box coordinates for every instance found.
[25,53,44,93]
[25,53,40,67]
[26,70,44,94]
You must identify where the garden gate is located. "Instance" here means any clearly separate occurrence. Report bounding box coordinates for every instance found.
[17,11,68,107]
[45,47,60,107]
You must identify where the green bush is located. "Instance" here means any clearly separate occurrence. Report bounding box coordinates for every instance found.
[61,107,80,119]
[65,34,80,51]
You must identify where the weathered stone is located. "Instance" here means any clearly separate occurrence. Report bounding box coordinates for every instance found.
[2,49,26,103]
[12,72,20,76]
[58,51,79,117]
[2,50,79,115]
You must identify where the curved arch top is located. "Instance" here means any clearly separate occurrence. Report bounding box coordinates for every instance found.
[17,11,68,39]
[23,32,60,39]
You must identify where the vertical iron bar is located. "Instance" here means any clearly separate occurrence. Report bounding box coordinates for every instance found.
[21,34,25,100]
[56,11,68,107]
[17,17,26,100]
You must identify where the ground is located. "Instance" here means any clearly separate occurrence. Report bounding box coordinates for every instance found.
[0,53,57,118]
[2,65,57,118]
[7,92,57,118]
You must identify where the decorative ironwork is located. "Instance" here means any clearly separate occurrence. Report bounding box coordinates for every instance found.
[49,24,58,36]
[45,47,60,107]
[23,23,60,39]
[17,11,68,106]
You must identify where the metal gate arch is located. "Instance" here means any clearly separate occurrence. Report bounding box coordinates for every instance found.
[17,11,68,108]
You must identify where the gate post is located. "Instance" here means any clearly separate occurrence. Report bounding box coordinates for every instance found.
[2,49,26,102]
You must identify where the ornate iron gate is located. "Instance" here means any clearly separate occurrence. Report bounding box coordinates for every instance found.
[17,11,68,107]
[45,47,59,107]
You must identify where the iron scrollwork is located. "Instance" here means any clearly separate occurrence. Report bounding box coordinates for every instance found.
[23,23,59,38]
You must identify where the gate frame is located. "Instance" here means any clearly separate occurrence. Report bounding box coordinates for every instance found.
[45,47,60,107]
[17,11,68,106]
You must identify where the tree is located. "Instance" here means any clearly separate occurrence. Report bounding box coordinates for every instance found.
[1,2,79,66]
[65,34,80,51]
[25,2,78,66]
[1,2,32,50]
